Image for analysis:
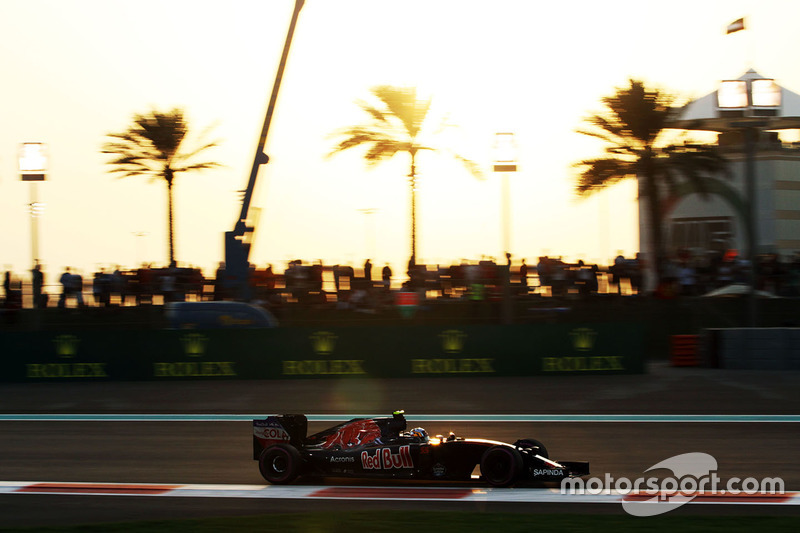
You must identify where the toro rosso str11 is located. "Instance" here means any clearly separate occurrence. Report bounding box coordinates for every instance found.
[252,411,589,487]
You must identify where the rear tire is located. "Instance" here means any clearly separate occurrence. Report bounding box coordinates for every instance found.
[480,446,523,487]
[259,444,302,484]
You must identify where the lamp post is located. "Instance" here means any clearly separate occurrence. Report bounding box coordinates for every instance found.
[493,133,518,258]
[493,133,517,325]
[717,77,780,326]
[18,143,47,268]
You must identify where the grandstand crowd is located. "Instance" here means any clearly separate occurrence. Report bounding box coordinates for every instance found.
[3,249,800,313]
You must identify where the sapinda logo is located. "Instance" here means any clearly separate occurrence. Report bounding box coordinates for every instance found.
[533,469,565,476]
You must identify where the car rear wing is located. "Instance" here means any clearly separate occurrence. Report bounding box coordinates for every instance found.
[252,414,308,459]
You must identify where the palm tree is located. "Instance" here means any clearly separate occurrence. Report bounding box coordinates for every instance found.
[103,108,219,266]
[328,85,481,265]
[573,79,728,284]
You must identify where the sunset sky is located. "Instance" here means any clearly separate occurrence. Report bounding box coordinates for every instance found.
[1,0,798,283]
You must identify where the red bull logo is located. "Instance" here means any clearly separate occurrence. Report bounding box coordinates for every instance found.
[361,446,413,470]
[322,419,382,449]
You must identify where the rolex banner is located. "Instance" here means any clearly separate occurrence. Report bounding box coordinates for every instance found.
[0,323,644,382]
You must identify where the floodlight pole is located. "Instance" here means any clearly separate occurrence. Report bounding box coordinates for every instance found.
[731,115,767,328]
[501,173,511,256]
[742,125,760,327]
[493,133,518,258]
[30,184,39,267]
[493,132,518,324]
[19,142,46,270]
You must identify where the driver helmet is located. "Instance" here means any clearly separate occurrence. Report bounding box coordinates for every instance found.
[409,427,428,442]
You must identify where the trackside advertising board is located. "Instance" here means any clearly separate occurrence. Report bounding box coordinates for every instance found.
[0,323,644,382]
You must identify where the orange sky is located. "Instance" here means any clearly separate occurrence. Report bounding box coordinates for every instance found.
[1,0,798,282]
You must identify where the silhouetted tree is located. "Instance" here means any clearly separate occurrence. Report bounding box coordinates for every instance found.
[103,108,219,265]
[329,86,481,265]
[574,79,728,284]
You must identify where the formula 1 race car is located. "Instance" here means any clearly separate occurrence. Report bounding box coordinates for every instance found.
[252,411,589,487]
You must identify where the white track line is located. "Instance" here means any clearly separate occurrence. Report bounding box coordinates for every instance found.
[1,482,797,506]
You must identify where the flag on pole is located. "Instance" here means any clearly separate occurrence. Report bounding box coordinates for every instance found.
[726,18,745,34]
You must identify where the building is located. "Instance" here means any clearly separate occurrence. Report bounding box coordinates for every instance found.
[647,69,800,267]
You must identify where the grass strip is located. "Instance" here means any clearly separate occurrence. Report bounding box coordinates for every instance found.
[4,511,799,532]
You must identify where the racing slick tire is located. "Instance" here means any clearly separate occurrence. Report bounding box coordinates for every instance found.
[516,438,549,458]
[480,446,524,487]
[259,443,302,484]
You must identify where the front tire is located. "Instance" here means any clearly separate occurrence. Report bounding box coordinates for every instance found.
[481,446,523,487]
[516,438,548,458]
[259,444,302,484]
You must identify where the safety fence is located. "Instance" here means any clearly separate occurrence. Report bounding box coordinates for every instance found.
[702,328,800,370]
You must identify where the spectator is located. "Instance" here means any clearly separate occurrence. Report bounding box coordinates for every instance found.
[364,259,373,285]
[550,259,567,297]
[519,259,528,293]
[112,266,125,305]
[677,259,697,296]
[58,267,71,308]
[575,260,595,298]
[310,261,323,294]
[72,270,85,307]
[611,254,627,295]
[213,261,226,301]
[93,268,111,306]
[382,264,392,292]
[31,263,45,308]
[2,270,9,302]
[2,271,22,311]
[536,257,551,293]
[161,264,177,303]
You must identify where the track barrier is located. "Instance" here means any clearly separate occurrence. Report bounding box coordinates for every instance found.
[670,335,699,367]
[0,323,644,382]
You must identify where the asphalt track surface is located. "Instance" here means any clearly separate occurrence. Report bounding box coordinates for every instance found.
[1,362,799,528]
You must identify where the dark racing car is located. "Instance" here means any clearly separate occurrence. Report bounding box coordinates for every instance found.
[252,411,589,487]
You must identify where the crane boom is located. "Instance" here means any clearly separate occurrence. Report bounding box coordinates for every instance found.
[224,0,305,299]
